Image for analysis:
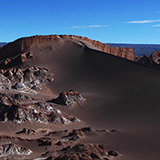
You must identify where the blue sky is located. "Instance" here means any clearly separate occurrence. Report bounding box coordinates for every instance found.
[0,0,160,44]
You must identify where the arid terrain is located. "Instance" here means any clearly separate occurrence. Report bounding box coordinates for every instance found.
[0,35,160,160]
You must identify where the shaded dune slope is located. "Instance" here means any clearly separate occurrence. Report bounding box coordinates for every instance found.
[27,40,160,160]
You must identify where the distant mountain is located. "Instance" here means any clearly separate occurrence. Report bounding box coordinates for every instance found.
[107,43,160,56]
[0,43,7,47]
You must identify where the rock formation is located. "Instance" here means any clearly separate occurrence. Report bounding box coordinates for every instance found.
[49,90,85,106]
[150,50,160,64]
[137,50,160,67]
[0,143,32,158]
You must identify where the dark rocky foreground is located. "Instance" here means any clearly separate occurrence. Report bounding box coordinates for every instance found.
[0,65,119,160]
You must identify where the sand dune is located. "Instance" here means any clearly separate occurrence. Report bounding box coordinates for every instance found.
[24,38,160,160]
[0,35,160,160]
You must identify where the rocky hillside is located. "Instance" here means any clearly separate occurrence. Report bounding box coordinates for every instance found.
[0,35,134,66]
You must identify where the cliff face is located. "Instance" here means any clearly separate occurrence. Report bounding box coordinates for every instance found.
[0,35,134,63]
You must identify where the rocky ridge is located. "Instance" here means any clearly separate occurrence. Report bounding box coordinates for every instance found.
[0,35,134,68]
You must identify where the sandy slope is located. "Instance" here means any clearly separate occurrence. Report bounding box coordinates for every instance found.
[0,37,160,160]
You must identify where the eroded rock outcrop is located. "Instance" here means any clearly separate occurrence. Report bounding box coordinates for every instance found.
[150,50,160,65]
[0,66,54,93]
[49,90,85,106]
[0,94,80,124]
[0,143,32,157]
[54,143,119,160]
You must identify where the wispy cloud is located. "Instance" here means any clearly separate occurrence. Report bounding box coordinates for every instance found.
[152,24,160,27]
[71,25,110,28]
[155,29,160,31]
[126,19,160,24]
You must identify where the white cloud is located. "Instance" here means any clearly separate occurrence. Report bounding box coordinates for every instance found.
[72,26,81,28]
[152,24,160,27]
[126,19,160,24]
[71,25,110,28]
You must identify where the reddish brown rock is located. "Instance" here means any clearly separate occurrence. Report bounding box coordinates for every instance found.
[150,50,160,64]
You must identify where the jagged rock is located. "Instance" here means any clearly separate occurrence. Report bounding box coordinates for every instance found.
[0,93,14,106]
[60,116,71,124]
[56,143,112,160]
[0,143,32,157]
[136,50,160,68]
[49,90,85,106]
[110,129,118,133]
[90,153,100,159]
[16,128,35,134]
[150,50,160,65]
[62,130,84,141]
[47,130,68,136]
[70,117,81,122]
[12,82,29,91]
[0,95,79,124]
[95,129,109,133]
[0,74,11,90]
[46,157,53,160]
[108,150,119,157]
[80,127,92,133]
[137,55,153,66]
[14,94,31,101]
[54,154,80,160]
[55,141,63,146]
[0,66,54,93]
[37,138,54,146]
